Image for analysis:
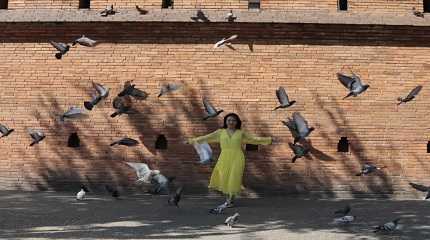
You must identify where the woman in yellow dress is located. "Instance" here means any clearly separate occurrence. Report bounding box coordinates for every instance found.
[187,113,272,213]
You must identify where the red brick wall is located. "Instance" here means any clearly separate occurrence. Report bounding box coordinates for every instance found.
[0,22,429,198]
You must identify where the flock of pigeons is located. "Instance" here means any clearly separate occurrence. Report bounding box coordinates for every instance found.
[1,6,429,230]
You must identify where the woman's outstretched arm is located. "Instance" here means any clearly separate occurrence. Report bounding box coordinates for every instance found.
[187,129,222,144]
[242,131,272,145]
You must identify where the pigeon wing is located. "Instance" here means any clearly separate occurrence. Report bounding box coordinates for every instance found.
[125,162,151,180]
[276,86,289,105]
[49,41,64,52]
[0,124,8,134]
[93,82,109,97]
[406,85,423,99]
[293,112,310,136]
[203,98,217,115]
[337,73,355,90]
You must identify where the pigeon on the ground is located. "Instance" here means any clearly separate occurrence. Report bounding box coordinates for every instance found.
[214,35,238,49]
[334,215,355,224]
[225,10,237,22]
[374,218,400,233]
[110,137,139,146]
[49,41,70,59]
[274,86,296,110]
[288,142,309,163]
[168,186,183,207]
[409,182,430,200]
[29,129,46,146]
[135,5,148,15]
[76,185,89,200]
[397,85,422,105]
[105,185,120,199]
[225,213,240,228]
[158,83,182,97]
[356,163,386,176]
[60,106,88,122]
[284,112,314,144]
[111,96,136,117]
[118,81,148,100]
[0,123,14,138]
[72,35,97,47]
[203,98,223,120]
[337,71,369,99]
[191,9,210,22]
[412,7,424,18]
[193,142,213,164]
[334,205,351,216]
[100,5,116,17]
[84,82,109,110]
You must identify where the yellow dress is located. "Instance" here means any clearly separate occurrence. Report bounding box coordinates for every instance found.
[189,129,272,197]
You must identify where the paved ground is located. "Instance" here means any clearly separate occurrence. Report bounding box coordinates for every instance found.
[0,191,429,240]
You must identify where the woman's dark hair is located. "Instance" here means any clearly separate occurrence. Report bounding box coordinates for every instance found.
[222,113,242,129]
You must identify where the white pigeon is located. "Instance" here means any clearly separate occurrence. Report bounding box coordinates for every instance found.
[225,213,240,228]
[193,142,213,164]
[213,35,238,48]
[76,185,89,200]
[124,162,160,184]
[334,215,355,224]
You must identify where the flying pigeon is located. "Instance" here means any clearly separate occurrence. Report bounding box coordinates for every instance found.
[29,129,46,146]
[397,85,422,105]
[282,117,300,142]
[111,96,136,117]
[124,162,158,184]
[100,5,116,17]
[118,81,149,100]
[105,185,120,199]
[84,82,109,110]
[284,112,314,144]
[337,71,369,99]
[60,106,88,122]
[76,185,89,200]
[288,142,309,163]
[0,123,14,138]
[158,83,182,97]
[203,98,223,120]
[409,182,430,200]
[191,9,210,22]
[374,218,400,233]
[49,41,70,59]
[356,163,386,176]
[168,186,183,207]
[334,215,355,224]
[334,205,351,216]
[214,35,238,49]
[274,86,296,110]
[225,213,240,228]
[225,10,237,22]
[72,35,97,47]
[193,142,213,164]
[412,7,424,18]
[135,5,148,15]
[151,173,173,195]
[110,137,139,146]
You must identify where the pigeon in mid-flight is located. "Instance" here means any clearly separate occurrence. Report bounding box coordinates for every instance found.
[0,123,14,138]
[111,96,136,117]
[274,86,296,110]
[203,98,223,120]
[225,213,240,228]
[288,142,309,163]
[135,5,148,15]
[110,137,139,146]
[124,162,158,184]
[356,163,386,176]
[374,218,400,233]
[168,186,184,207]
[283,112,314,144]
[158,83,182,97]
[193,142,213,164]
[337,71,369,99]
[397,85,422,105]
[29,129,46,146]
[118,81,149,100]
[49,41,70,59]
[334,205,351,216]
[60,106,88,122]
[72,35,97,47]
[409,182,430,200]
[225,10,237,22]
[191,9,210,22]
[214,35,238,49]
[76,185,89,200]
[105,185,120,199]
[100,5,116,17]
[84,82,109,110]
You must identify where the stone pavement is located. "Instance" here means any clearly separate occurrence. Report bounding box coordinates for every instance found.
[0,191,429,240]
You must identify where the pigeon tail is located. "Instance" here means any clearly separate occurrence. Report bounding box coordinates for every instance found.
[110,141,118,146]
[110,111,119,118]
[292,156,298,163]
[84,101,94,111]
[343,92,354,99]
[273,106,282,111]
[157,93,162,97]
[203,115,210,121]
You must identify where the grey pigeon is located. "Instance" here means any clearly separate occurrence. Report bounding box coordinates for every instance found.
[225,213,240,228]
[84,81,109,110]
[76,184,89,200]
[49,41,70,59]
[168,186,183,207]
[110,137,139,146]
[105,185,120,199]
[288,142,309,163]
[29,129,45,146]
[151,173,173,195]
[334,205,351,216]
[225,10,237,22]
[72,35,97,47]
[100,5,116,17]
[0,123,14,138]
[334,215,355,224]
[274,86,296,110]
[118,81,148,100]
[337,72,369,99]
[60,106,88,122]
[203,98,223,120]
[397,85,422,105]
[409,182,430,200]
[191,9,210,22]
[356,163,386,176]
[111,96,136,117]
[374,218,400,233]
[412,7,424,17]
[135,5,148,15]
[158,83,181,97]
[214,35,238,49]
[284,112,314,144]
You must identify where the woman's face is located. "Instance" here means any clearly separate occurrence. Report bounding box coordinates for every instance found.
[226,116,238,129]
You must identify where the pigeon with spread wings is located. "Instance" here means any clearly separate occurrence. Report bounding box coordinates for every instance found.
[274,86,296,110]
[397,85,422,105]
[203,98,223,120]
[409,182,430,200]
[337,71,369,99]
[50,41,70,59]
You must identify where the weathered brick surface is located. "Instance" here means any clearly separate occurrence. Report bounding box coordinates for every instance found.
[0,22,429,198]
